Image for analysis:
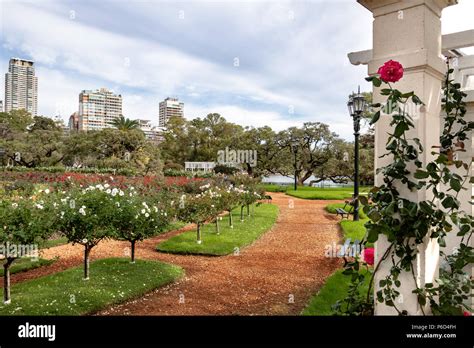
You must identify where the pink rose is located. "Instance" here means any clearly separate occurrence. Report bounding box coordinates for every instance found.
[363,247,374,266]
[377,60,404,83]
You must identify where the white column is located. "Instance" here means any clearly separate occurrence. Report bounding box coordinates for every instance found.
[358,0,457,315]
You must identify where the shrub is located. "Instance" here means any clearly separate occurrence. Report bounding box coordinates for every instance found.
[163,162,184,171]
[55,184,117,280]
[110,189,172,262]
[176,185,221,244]
[0,191,56,303]
[213,164,239,175]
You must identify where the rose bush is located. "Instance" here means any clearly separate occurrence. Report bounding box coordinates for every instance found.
[0,191,56,303]
[110,188,173,262]
[55,184,117,280]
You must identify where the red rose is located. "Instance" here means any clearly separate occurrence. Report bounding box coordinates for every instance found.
[377,60,404,83]
[363,247,375,266]
[463,311,472,316]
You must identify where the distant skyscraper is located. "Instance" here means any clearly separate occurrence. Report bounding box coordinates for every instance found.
[4,58,38,116]
[159,97,184,127]
[0,100,3,112]
[68,111,79,132]
[78,88,122,131]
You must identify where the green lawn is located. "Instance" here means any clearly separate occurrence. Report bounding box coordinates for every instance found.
[42,237,69,249]
[156,203,278,256]
[0,258,183,315]
[302,269,370,315]
[286,186,371,200]
[326,203,371,246]
[260,184,288,192]
[340,219,370,242]
[325,202,367,219]
[0,258,55,277]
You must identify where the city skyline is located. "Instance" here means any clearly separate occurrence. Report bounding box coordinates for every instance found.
[1,0,473,139]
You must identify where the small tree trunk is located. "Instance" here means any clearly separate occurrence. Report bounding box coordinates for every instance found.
[3,258,14,304]
[229,209,233,228]
[196,223,202,244]
[247,204,250,216]
[215,218,220,235]
[240,206,244,222]
[131,240,136,263]
[84,245,91,280]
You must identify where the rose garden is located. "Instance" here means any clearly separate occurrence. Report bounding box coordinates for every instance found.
[0,0,473,318]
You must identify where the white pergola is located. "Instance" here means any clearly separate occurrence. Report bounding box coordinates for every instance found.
[349,0,473,315]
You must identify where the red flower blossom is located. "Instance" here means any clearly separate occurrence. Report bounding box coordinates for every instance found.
[363,247,375,266]
[377,60,404,83]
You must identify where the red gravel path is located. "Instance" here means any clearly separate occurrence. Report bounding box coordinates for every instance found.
[7,193,344,315]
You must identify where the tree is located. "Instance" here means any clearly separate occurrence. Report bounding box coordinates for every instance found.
[57,184,116,280]
[29,116,61,132]
[111,189,171,262]
[218,185,241,228]
[230,173,263,220]
[0,109,33,132]
[233,126,279,177]
[111,115,140,131]
[160,113,245,165]
[0,192,55,303]
[176,190,217,244]
[0,111,65,168]
[274,122,337,185]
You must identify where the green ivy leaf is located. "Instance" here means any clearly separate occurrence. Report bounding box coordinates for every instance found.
[367,227,379,243]
[359,195,369,206]
[394,122,409,137]
[370,111,381,125]
[449,178,462,192]
[441,196,456,209]
[414,170,429,179]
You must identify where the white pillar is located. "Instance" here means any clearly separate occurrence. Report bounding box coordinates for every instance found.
[358,0,458,315]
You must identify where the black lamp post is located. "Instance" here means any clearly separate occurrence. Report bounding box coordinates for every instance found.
[291,139,298,190]
[347,87,366,221]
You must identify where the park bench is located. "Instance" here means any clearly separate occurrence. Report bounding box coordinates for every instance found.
[264,195,272,203]
[335,199,356,219]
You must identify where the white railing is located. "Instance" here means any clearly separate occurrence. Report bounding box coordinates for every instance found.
[184,162,216,172]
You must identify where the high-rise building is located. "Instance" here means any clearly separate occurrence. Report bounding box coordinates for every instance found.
[0,100,3,112]
[4,58,38,116]
[159,97,184,127]
[136,119,164,143]
[68,112,79,132]
[78,88,122,131]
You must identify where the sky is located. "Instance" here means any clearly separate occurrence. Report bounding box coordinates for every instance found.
[0,0,473,140]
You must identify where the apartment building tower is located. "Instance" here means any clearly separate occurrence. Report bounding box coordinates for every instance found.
[4,58,38,116]
[159,97,184,127]
[78,88,122,131]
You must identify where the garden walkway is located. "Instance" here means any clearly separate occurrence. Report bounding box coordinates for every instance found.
[12,193,343,315]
